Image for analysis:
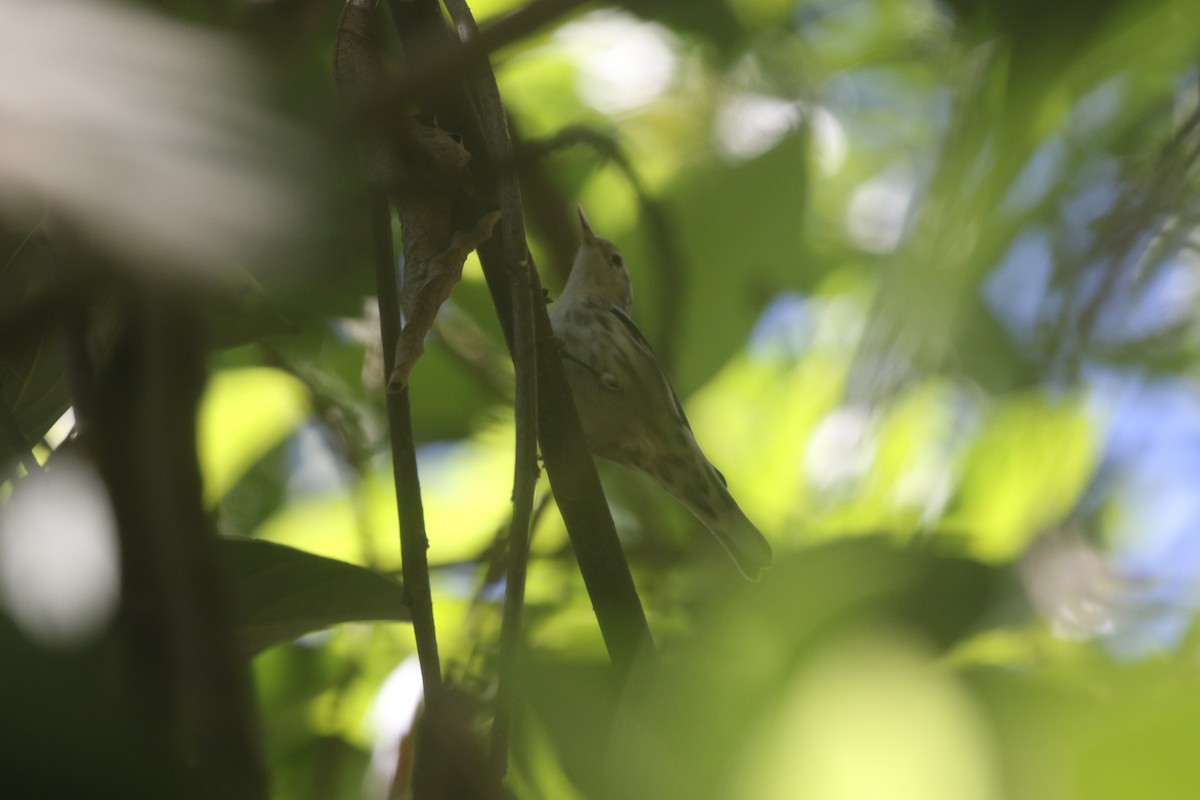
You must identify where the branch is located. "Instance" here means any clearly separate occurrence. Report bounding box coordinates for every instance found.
[489,265,538,778]
[430,0,652,671]
[432,0,539,777]
[369,188,443,698]
[1051,115,1197,371]
[382,4,652,787]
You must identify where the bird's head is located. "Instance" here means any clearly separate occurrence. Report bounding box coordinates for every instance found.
[563,206,633,312]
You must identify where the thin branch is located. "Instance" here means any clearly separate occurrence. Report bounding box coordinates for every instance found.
[336,4,443,697]
[1052,130,1195,373]
[435,0,540,777]
[381,11,652,786]
[387,0,652,777]
[489,263,538,778]
[470,494,553,612]
[369,188,443,697]
[431,0,652,671]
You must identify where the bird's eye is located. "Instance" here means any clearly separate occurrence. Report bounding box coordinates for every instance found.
[611,254,625,268]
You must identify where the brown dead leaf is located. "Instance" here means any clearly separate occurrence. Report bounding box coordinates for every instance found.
[333,0,386,98]
[333,8,497,391]
[388,208,501,391]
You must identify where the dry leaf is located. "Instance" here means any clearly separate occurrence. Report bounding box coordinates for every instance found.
[388,209,502,391]
[333,12,499,391]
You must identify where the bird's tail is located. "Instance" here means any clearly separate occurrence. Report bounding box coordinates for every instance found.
[703,486,773,580]
[642,440,773,578]
[665,462,772,580]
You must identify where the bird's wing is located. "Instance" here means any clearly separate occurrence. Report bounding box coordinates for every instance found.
[608,305,728,487]
[553,300,623,385]
[608,305,693,433]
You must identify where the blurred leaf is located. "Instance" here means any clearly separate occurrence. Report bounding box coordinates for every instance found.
[951,390,1098,562]
[198,367,310,505]
[498,53,586,140]
[536,539,1008,800]
[266,733,372,800]
[666,133,811,392]
[198,271,300,350]
[629,0,747,54]
[726,0,796,29]
[967,659,1200,800]
[219,536,409,656]
[217,441,291,537]
[519,657,620,795]
[254,419,515,568]
[1077,691,1200,800]
[730,630,1002,800]
[954,292,1040,393]
[0,231,70,470]
[689,350,848,530]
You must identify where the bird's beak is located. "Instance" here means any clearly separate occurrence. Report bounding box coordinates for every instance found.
[577,205,596,245]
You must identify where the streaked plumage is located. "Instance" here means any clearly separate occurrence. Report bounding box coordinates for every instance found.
[549,207,773,579]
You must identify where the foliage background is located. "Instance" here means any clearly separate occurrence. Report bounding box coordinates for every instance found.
[4,0,1200,797]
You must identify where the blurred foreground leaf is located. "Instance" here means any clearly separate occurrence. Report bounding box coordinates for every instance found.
[524,538,1013,799]
[218,536,409,657]
[952,390,1098,561]
[198,367,310,505]
[0,232,69,470]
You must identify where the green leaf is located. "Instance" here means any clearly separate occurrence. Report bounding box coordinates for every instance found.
[549,539,1008,800]
[217,536,409,657]
[197,367,310,505]
[665,132,812,393]
[0,231,71,470]
[950,390,1098,562]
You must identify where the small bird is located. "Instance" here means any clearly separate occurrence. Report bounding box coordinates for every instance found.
[549,207,773,579]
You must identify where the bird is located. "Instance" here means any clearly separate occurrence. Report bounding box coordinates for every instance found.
[549,206,773,579]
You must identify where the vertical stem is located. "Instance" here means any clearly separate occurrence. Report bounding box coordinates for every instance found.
[489,265,539,778]
[370,191,443,697]
[437,0,652,672]
[95,290,266,800]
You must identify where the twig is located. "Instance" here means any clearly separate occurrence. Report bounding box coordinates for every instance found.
[1053,135,1193,373]
[435,0,540,777]
[388,0,652,777]
[488,266,538,777]
[336,3,442,697]
[470,494,553,611]
[369,188,443,698]
[432,0,651,668]
[385,6,651,786]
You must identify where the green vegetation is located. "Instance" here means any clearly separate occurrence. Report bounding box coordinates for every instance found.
[3,0,1200,797]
